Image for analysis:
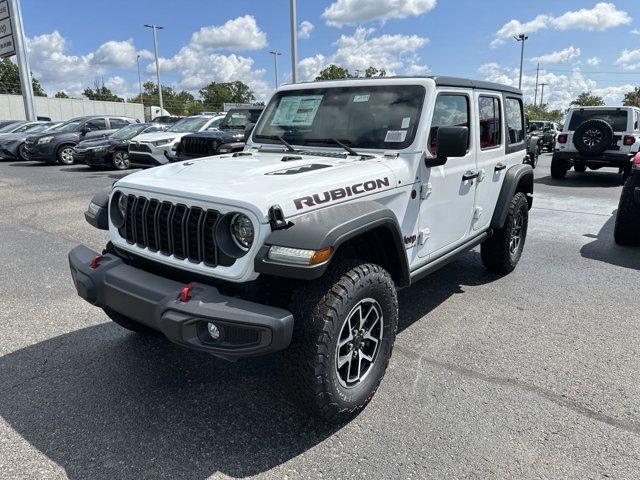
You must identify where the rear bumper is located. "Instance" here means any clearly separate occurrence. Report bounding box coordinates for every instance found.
[68,244,294,360]
[554,150,633,168]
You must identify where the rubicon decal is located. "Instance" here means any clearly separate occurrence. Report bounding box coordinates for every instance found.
[294,177,391,210]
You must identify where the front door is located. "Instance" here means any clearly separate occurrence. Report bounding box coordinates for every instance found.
[418,91,477,258]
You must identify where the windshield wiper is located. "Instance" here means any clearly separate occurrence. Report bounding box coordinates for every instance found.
[303,138,361,156]
[254,134,296,152]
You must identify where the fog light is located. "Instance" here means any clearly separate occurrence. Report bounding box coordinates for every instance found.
[207,322,220,340]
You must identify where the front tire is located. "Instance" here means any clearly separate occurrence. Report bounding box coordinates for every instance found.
[614,175,640,246]
[57,145,75,165]
[286,261,398,423]
[481,192,529,274]
[17,142,28,161]
[112,151,130,170]
[551,154,568,179]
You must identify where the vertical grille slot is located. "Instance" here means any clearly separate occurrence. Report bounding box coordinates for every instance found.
[158,202,173,255]
[186,207,204,263]
[145,199,160,252]
[124,195,136,243]
[171,204,188,259]
[202,210,219,266]
[134,197,148,248]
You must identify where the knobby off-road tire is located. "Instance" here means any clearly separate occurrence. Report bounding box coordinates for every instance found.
[551,154,568,179]
[103,306,157,334]
[481,192,529,274]
[285,261,398,423]
[614,175,640,246]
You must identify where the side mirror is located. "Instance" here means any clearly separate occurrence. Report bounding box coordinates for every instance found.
[425,126,468,167]
[244,122,255,141]
[80,126,90,135]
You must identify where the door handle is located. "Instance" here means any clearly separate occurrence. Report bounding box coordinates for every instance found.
[494,163,507,172]
[462,170,479,181]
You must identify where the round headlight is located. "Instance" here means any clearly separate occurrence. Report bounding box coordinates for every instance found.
[117,192,127,217]
[230,213,254,250]
[110,191,127,228]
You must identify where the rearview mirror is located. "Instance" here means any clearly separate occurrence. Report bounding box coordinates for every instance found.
[425,126,468,167]
[244,122,255,140]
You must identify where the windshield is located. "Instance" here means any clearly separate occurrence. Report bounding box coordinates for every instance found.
[0,122,24,133]
[253,85,425,150]
[14,123,42,133]
[221,109,261,129]
[26,123,54,133]
[568,110,628,131]
[110,124,147,140]
[167,117,210,133]
[55,120,83,133]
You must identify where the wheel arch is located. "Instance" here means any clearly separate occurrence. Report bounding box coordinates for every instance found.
[490,164,533,229]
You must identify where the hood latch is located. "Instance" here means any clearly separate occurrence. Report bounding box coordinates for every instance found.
[268,205,294,231]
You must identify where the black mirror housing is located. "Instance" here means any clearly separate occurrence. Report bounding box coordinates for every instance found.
[435,126,468,159]
[244,122,256,141]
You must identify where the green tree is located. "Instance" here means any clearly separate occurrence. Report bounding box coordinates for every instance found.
[364,66,386,78]
[129,81,204,115]
[83,80,124,102]
[524,103,564,123]
[0,58,47,96]
[622,87,640,107]
[199,81,256,110]
[570,91,605,107]
[54,91,69,98]
[315,64,351,80]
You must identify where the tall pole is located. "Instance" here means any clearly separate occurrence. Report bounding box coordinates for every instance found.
[533,63,540,106]
[136,54,144,106]
[514,34,528,90]
[290,0,298,83]
[9,0,35,120]
[269,51,282,88]
[540,83,548,107]
[145,24,164,113]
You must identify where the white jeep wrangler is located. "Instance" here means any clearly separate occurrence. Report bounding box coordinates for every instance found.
[70,77,533,422]
[552,106,640,182]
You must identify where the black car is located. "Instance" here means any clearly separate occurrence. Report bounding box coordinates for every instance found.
[152,115,183,124]
[173,107,263,160]
[528,121,560,152]
[614,151,640,246]
[73,123,167,170]
[0,122,62,161]
[25,116,137,165]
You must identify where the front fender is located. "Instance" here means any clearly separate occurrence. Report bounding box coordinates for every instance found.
[491,164,533,229]
[84,187,111,230]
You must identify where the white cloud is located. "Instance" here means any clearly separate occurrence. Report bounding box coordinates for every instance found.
[298,27,428,80]
[323,0,437,27]
[298,21,314,39]
[616,49,640,70]
[492,3,631,47]
[93,39,138,69]
[478,62,633,109]
[531,46,581,64]
[586,56,601,66]
[632,29,640,35]
[189,15,267,51]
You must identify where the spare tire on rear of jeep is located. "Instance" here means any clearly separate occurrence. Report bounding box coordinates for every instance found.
[572,118,614,156]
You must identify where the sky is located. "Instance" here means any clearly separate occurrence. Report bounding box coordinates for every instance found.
[16,0,640,110]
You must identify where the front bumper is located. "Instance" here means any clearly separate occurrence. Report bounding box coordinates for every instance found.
[68,244,294,360]
[73,149,111,166]
[25,141,56,162]
[554,150,633,168]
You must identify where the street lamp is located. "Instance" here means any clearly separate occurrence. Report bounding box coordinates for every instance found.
[539,83,548,107]
[136,54,143,107]
[290,0,298,83]
[514,33,528,90]
[269,51,282,88]
[144,24,164,113]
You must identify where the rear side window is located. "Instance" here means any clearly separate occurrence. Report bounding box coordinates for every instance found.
[428,94,469,154]
[568,110,628,131]
[85,118,107,130]
[479,96,502,149]
[109,118,130,129]
[505,98,524,144]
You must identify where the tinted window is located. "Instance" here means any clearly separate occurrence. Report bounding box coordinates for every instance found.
[109,118,130,129]
[167,117,211,133]
[428,94,469,154]
[254,85,425,150]
[85,118,107,130]
[568,110,628,131]
[505,98,524,144]
[479,96,502,149]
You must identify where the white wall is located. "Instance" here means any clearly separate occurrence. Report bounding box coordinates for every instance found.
[0,94,145,121]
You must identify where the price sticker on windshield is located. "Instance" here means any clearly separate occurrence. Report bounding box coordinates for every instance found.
[353,94,370,103]
[385,130,407,143]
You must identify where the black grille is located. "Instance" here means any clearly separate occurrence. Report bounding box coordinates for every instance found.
[121,195,225,267]
[181,137,220,157]
[129,142,152,153]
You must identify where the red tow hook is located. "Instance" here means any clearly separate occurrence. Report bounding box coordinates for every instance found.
[89,255,103,269]
[179,283,194,302]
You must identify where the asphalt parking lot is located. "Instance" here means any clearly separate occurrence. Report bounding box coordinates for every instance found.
[1,155,639,479]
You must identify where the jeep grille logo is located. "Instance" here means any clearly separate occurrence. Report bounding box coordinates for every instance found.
[294,177,391,210]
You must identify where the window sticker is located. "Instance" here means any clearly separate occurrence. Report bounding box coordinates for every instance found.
[401,117,411,129]
[385,130,407,142]
[353,94,370,103]
[271,95,323,127]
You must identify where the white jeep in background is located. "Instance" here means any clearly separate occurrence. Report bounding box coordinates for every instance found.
[552,106,640,182]
[70,76,533,422]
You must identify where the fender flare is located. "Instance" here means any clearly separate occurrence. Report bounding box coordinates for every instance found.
[254,200,409,284]
[490,164,533,229]
[84,187,111,230]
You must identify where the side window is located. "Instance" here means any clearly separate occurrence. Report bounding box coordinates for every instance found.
[634,110,639,131]
[479,96,502,149]
[109,118,129,129]
[505,97,524,144]
[428,94,470,155]
[85,118,107,131]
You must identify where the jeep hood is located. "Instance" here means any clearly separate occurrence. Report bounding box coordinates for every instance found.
[134,131,183,143]
[115,151,398,221]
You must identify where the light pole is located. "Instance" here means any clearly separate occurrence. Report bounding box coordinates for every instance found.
[269,51,282,88]
[290,0,298,83]
[514,33,528,90]
[533,63,540,105]
[539,83,548,107]
[136,54,144,106]
[9,0,35,120]
[145,24,164,113]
